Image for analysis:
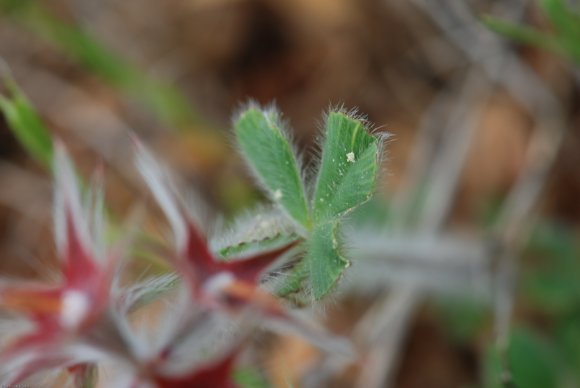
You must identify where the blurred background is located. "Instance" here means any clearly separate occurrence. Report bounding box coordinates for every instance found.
[0,0,579,387]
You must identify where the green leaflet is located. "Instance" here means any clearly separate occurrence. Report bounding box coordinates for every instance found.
[218,233,298,259]
[308,221,349,299]
[0,78,53,167]
[235,108,311,228]
[313,112,379,222]
[307,112,379,298]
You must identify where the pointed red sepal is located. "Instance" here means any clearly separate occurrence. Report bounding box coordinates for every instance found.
[181,220,296,293]
[0,146,115,384]
[135,144,298,308]
[62,210,101,291]
[49,144,113,322]
[219,241,298,285]
[182,222,219,282]
[0,213,112,330]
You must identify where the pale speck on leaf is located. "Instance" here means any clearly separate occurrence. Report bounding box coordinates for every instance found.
[346,152,355,163]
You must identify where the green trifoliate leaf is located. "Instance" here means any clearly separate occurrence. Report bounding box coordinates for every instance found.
[235,107,310,228]
[308,220,349,299]
[313,111,379,222]
[234,107,383,300]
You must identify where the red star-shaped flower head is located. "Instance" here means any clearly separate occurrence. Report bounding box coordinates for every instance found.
[135,142,296,315]
[0,143,116,383]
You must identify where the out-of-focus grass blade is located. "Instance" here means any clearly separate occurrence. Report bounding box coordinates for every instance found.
[483,0,580,65]
[29,11,138,89]
[531,0,580,63]
[539,0,580,41]
[235,107,311,229]
[2,2,200,130]
[0,76,53,167]
[482,17,564,55]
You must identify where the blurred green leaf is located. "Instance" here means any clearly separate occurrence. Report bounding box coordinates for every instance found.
[313,112,379,222]
[435,297,489,344]
[234,367,270,388]
[555,313,580,382]
[524,224,580,314]
[235,108,311,228]
[508,327,559,388]
[0,77,53,166]
[524,263,580,314]
[528,223,577,260]
[483,328,561,388]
